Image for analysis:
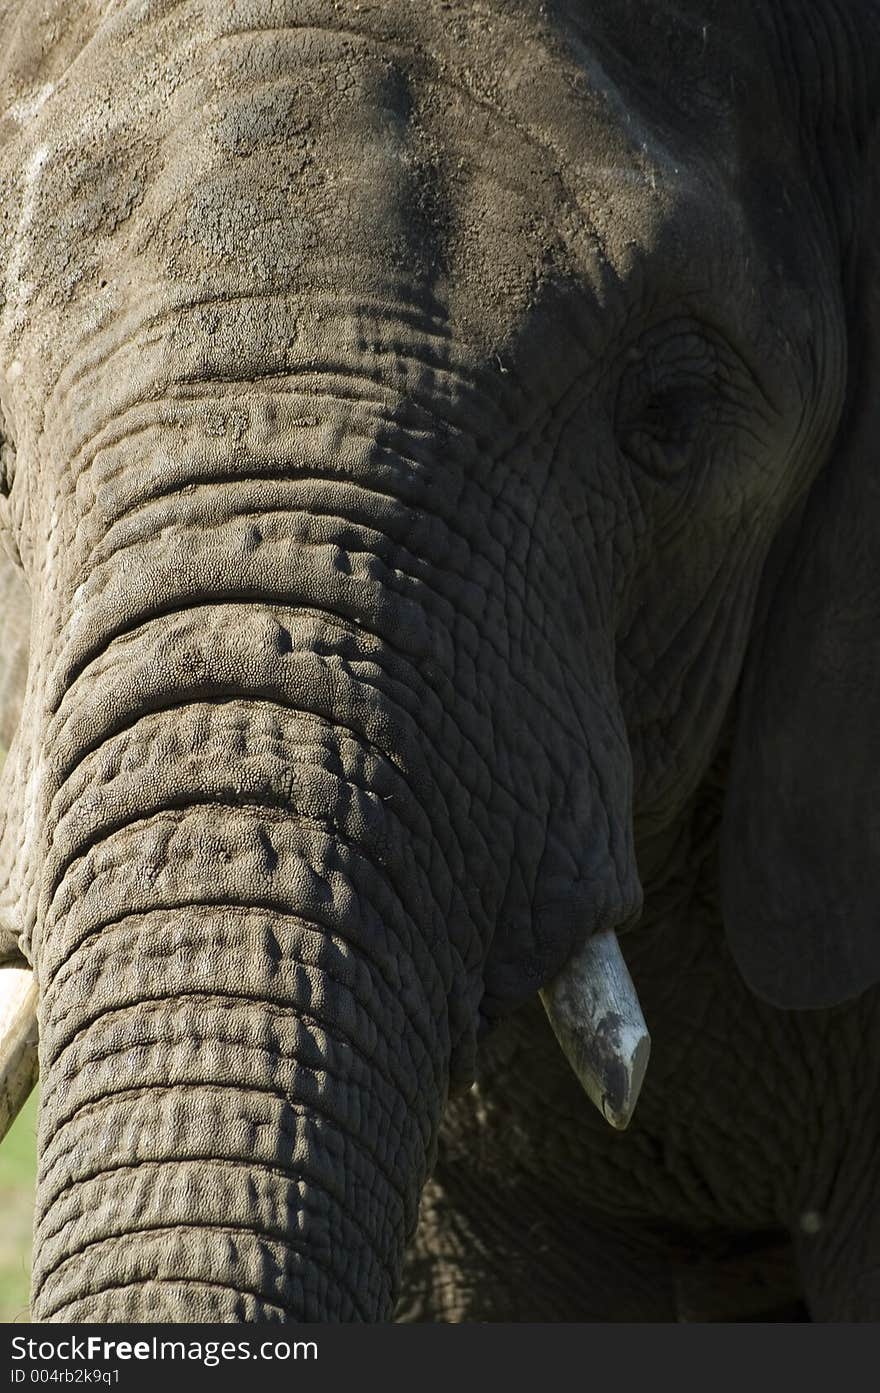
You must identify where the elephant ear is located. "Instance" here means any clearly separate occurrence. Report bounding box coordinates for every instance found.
[720,158,880,1008]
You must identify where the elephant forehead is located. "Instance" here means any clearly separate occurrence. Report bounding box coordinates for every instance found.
[0,2,743,350]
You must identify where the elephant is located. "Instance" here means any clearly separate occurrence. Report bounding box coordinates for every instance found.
[0,0,878,1323]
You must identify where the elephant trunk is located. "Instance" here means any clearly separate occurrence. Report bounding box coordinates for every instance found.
[33,890,439,1320]
[23,410,473,1320]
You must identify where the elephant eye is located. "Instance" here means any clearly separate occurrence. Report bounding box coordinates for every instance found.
[616,326,728,478]
[0,434,14,499]
[630,385,707,443]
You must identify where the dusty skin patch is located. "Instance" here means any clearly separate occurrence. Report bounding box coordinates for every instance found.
[0,1086,36,1321]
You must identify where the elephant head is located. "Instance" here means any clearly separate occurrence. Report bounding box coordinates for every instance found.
[0,0,877,1321]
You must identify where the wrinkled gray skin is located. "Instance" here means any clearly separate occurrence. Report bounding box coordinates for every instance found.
[0,557,27,758]
[0,0,878,1322]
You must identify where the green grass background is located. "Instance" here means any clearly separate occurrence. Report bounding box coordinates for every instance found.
[0,737,36,1323]
[0,1087,37,1323]
[0,731,37,1322]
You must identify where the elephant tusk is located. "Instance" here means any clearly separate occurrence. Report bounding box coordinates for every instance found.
[0,964,38,1143]
[539,929,650,1130]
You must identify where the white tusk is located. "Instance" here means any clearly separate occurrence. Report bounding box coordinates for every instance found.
[0,964,38,1143]
[539,930,650,1130]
